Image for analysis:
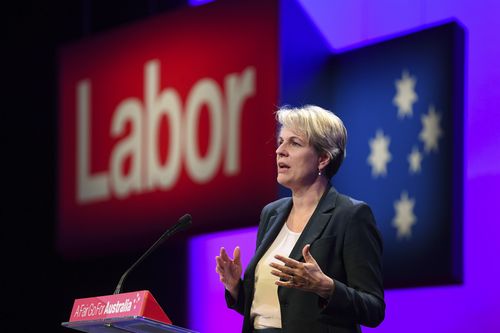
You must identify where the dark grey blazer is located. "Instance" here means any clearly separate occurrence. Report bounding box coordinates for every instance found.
[226,186,385,333]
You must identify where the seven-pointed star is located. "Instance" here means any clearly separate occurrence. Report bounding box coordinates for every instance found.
[393,70,418,119]
[420,105,443,153]
[393,191,417,239]
[408,146,423,174]
[367,130,392,177]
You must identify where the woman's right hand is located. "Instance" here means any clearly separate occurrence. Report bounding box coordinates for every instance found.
[215,246,242,299]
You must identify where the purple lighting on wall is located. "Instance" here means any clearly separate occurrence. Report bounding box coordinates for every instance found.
[187,1,500,332]
[302,1,500,332]
[188,0,214,6]
[188,227,257,332]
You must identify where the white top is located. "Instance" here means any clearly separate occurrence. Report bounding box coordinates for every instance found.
[250,223,302,329]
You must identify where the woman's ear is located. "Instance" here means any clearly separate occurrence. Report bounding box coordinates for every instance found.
[318,153,331,171]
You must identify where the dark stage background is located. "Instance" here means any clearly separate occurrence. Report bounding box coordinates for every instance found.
[3,1,190,331]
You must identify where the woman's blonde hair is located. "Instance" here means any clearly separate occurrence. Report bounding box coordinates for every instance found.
[276,105,347,179]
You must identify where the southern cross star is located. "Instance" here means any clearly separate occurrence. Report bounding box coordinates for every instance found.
[408,146,423,174]
[367,130,392,177]
[419,105,443,153]
[393,191,417,239]
[393,70,418,119]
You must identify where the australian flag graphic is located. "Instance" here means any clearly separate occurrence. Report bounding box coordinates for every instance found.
[323,22,465,288]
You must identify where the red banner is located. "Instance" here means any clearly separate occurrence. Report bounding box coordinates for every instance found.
[69,290,170,324]
[58,1,279,257]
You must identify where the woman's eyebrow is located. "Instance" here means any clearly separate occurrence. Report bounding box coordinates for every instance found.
[279,135,304,141]
[288,135,305,143]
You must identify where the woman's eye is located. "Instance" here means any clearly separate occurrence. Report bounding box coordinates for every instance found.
[277,139,301,147]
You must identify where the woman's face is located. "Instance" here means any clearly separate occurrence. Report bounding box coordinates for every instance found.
[276,127,322,190]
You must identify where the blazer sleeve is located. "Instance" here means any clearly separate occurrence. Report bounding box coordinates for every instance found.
[225,279,245,314]
[320,203,385,328]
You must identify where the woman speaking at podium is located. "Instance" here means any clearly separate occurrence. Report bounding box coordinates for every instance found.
[215,105,385,333]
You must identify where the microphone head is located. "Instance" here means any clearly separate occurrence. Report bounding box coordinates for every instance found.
[173,214,192,234]
[178,213,192,227]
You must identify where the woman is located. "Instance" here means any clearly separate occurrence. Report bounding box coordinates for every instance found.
[215,105,385,333]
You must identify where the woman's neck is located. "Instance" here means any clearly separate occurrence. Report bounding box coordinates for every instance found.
[291,178,329,213]
[286,179,328,233]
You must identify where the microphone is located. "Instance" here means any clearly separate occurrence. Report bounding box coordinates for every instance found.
[113,213,192,294]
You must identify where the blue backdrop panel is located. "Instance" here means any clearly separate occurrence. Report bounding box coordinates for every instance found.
[328,22,464,288]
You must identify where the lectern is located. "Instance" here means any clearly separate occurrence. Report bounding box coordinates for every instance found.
[61,290,198,333]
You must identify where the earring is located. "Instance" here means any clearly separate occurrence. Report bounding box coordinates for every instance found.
[318,169,322,176]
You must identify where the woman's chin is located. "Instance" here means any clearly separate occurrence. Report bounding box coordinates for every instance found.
[277,175,292,188]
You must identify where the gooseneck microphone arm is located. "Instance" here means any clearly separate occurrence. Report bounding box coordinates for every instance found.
[113,213,192,295]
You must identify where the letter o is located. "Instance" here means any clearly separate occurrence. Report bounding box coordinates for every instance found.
[185,79,223,183]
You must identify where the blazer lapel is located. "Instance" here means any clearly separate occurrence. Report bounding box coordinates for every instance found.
[246,199,292,276]
[288,187,338,261]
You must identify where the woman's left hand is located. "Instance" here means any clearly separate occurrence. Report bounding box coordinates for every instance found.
[270,244,335,300]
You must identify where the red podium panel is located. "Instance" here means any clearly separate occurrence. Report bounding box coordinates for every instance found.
[68,290,170,324]
[62,290,197,333]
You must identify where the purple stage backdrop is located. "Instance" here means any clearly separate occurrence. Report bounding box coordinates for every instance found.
[188,1,500,332]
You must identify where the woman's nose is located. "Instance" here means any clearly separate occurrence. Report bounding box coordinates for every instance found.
[276,143,287,156]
